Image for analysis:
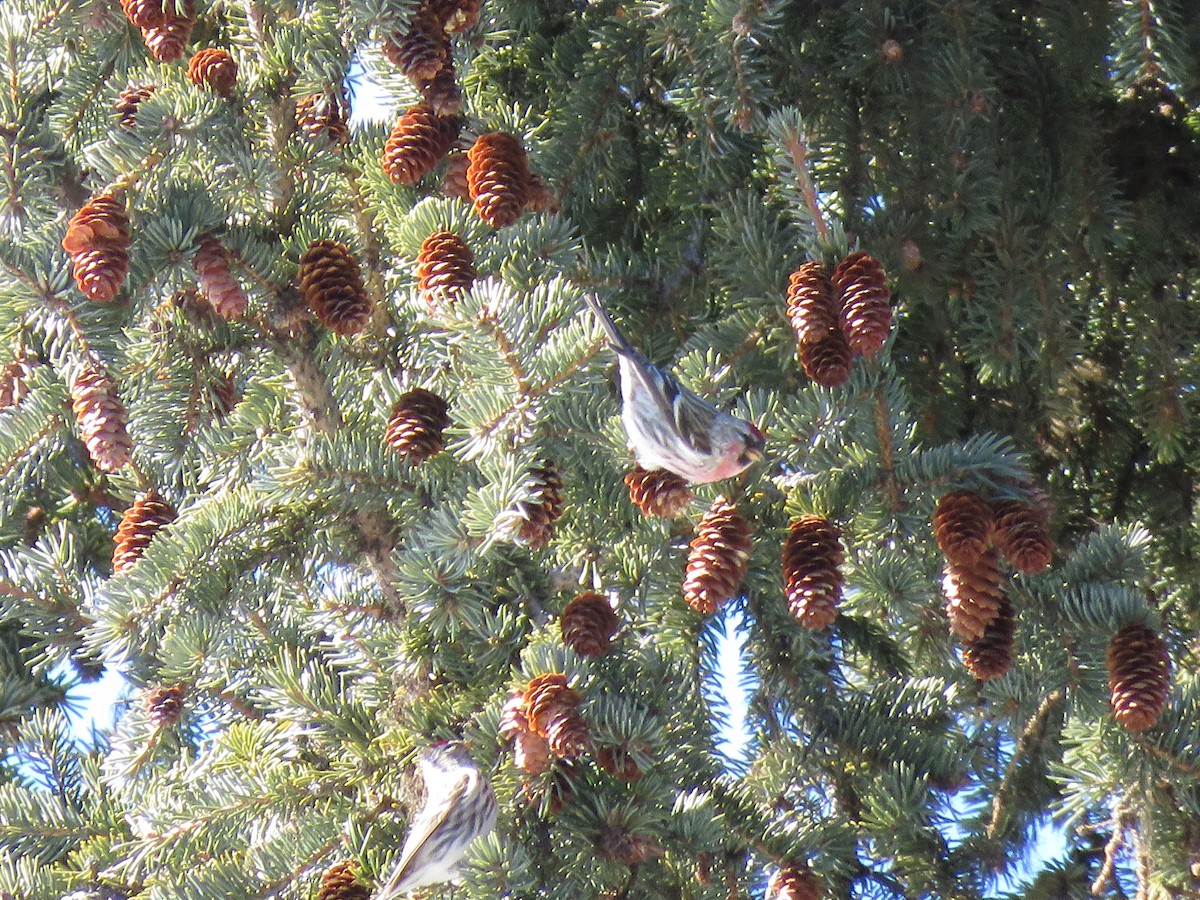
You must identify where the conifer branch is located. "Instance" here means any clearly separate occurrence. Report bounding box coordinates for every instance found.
[985,689,1064,840]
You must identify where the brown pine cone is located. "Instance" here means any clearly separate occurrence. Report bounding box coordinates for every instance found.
[525,172,560,214]
[71,248,132,304]
[832,250,891,357]
[767,863,824,900]
[786,261,836,344]
[210,371,240,420]
[70,364,133,473]
[63,194,131,302]
[513,729,551,774]
[782,515,844,630]
[942,548,1004,641]
[139,1,195,63]
[597,744,645,781]
[298,240,372,336]
[187,48,237,96]
[545,713,591,758]
[416,229,475,307]
[933,490,994,564]
[467,132,530,228]
[962,594,1015,681]
[192,234,248,320]
[114,83,156,127]
[384,388,451,463]
[382,11,450,82]
[522,673,580,737]
[513,460,565,549]
[296,91,351,146]
[682,497,753,615]
[0,353,33,410]
[1107,621,1171,733]
[625,465,692,518]
[317,861,370,900]
[597,826,664,866]
[428,0,481,32]
[561,592,619,657]
[121,0,168,27]
[419,62,463,117]
[991,500,1053,574]
[112,491,177,573]
[799,330,852,388]
[381,103,458,185]
[442,151,471,201]
[144,683,186,727]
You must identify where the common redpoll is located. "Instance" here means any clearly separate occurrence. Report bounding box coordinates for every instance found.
[584,294,765,483]
[375,740,497,898]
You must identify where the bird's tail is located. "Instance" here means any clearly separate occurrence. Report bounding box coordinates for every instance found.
[584,293,635,355]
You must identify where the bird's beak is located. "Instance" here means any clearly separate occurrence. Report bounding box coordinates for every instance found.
[744,443,764,461]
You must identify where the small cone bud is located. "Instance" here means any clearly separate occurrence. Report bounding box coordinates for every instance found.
[296,91,351,146]
[943,548,1004,641]
[682,497,753,615]
[114,83,156,127]
[1107,622,1170,733]
[933,490,994,564]
[597,744,645,781]
[384,388,451,463]
[525,173,560,214]
[560,592,619,657]
[782,515,844,630]
[419,63,463,116]
[625,466,692,518]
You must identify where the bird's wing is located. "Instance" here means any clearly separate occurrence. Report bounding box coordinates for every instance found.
[375,772,472,899]
[667,382,716,455]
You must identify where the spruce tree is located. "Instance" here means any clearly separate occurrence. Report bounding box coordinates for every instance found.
[1,1,1199,898]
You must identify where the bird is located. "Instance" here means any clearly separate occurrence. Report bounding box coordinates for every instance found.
[374,740,497,898]
[584,293,765,483]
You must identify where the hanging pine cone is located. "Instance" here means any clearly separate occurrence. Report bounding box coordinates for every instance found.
[114,83,155,127]
[467,132,530,228]
[767,863,824,900]
[62,193,131,303]
[416,229,475,307]
[521,672,590,758]
[933,490,994,564]
[962,594,1015,681]
[782,515,844,630]
[513,460,565,549]
[596,824,664,866]
[832,250,892,357]
[296,91,351,146]
[525,173,560,214]
[420,63,463,117]
[428,0,481,32]
[210,371,240,420]
[561,592,620,657]
[500,690,552,774]
[625,465,692,518]
[0,352,33,410]
[1107,621,1171,733]
[942,548,1004,641]
[144,684,186,727]
[991,500,1053,574]
[798,330,852,388]
[384,388,451,463]
[298,240,372,335]
[112,492,177,573]
[442,151,471,201]
[139,1,195,63]
[316,861,370,900]
[187,48,238,96]
[786,261,837,345]
[682,497,753,615]
[381,103,458,185]
[597,743,646,782]
[70,364,133,473]
[381,11,449,82]
[192,234,248,320]
[121,0,168,27]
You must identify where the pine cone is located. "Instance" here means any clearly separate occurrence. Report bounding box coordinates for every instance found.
[419,63,463,117]
[187,48,238,96]
[317,861,370,900]
[384,388,451,463]
[682,497,753,615]
[144,684,186,727]
[545,714,591,758]
[0,352,33,410]
[382,12,449,82]
[210,371,240,420]
[786,261,836,344]
[192,234,247,320]
[70,364,133,473]
[625,465,692,518]
[416,229,475,307]
[298,240,372,335]
[525,172,560,214]
[140,1,195,63]
[381,103,457,185]
[114,83,156,127]
[767,863,824,900]
[120,0,167,27]
[942,548,1004,641]
[962,594,1015,681]
[522,673,580,736]
[112,492,177,573]
[296,91,351,145]
[428,0,481,32]
[832,250,891,357]
[500,689,553,773]
[442,151,471,201]
[561,592,619,657]
[597,826,664,866]
[63,193,131,303]
[467,132,530,228]
[782,515,844,630]
[597,744,645,782]
[513,460,565,549]
[933,490,994,564]
[991,500,1053,574]
[799,330,852,388]
[1107,622,1171,733]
